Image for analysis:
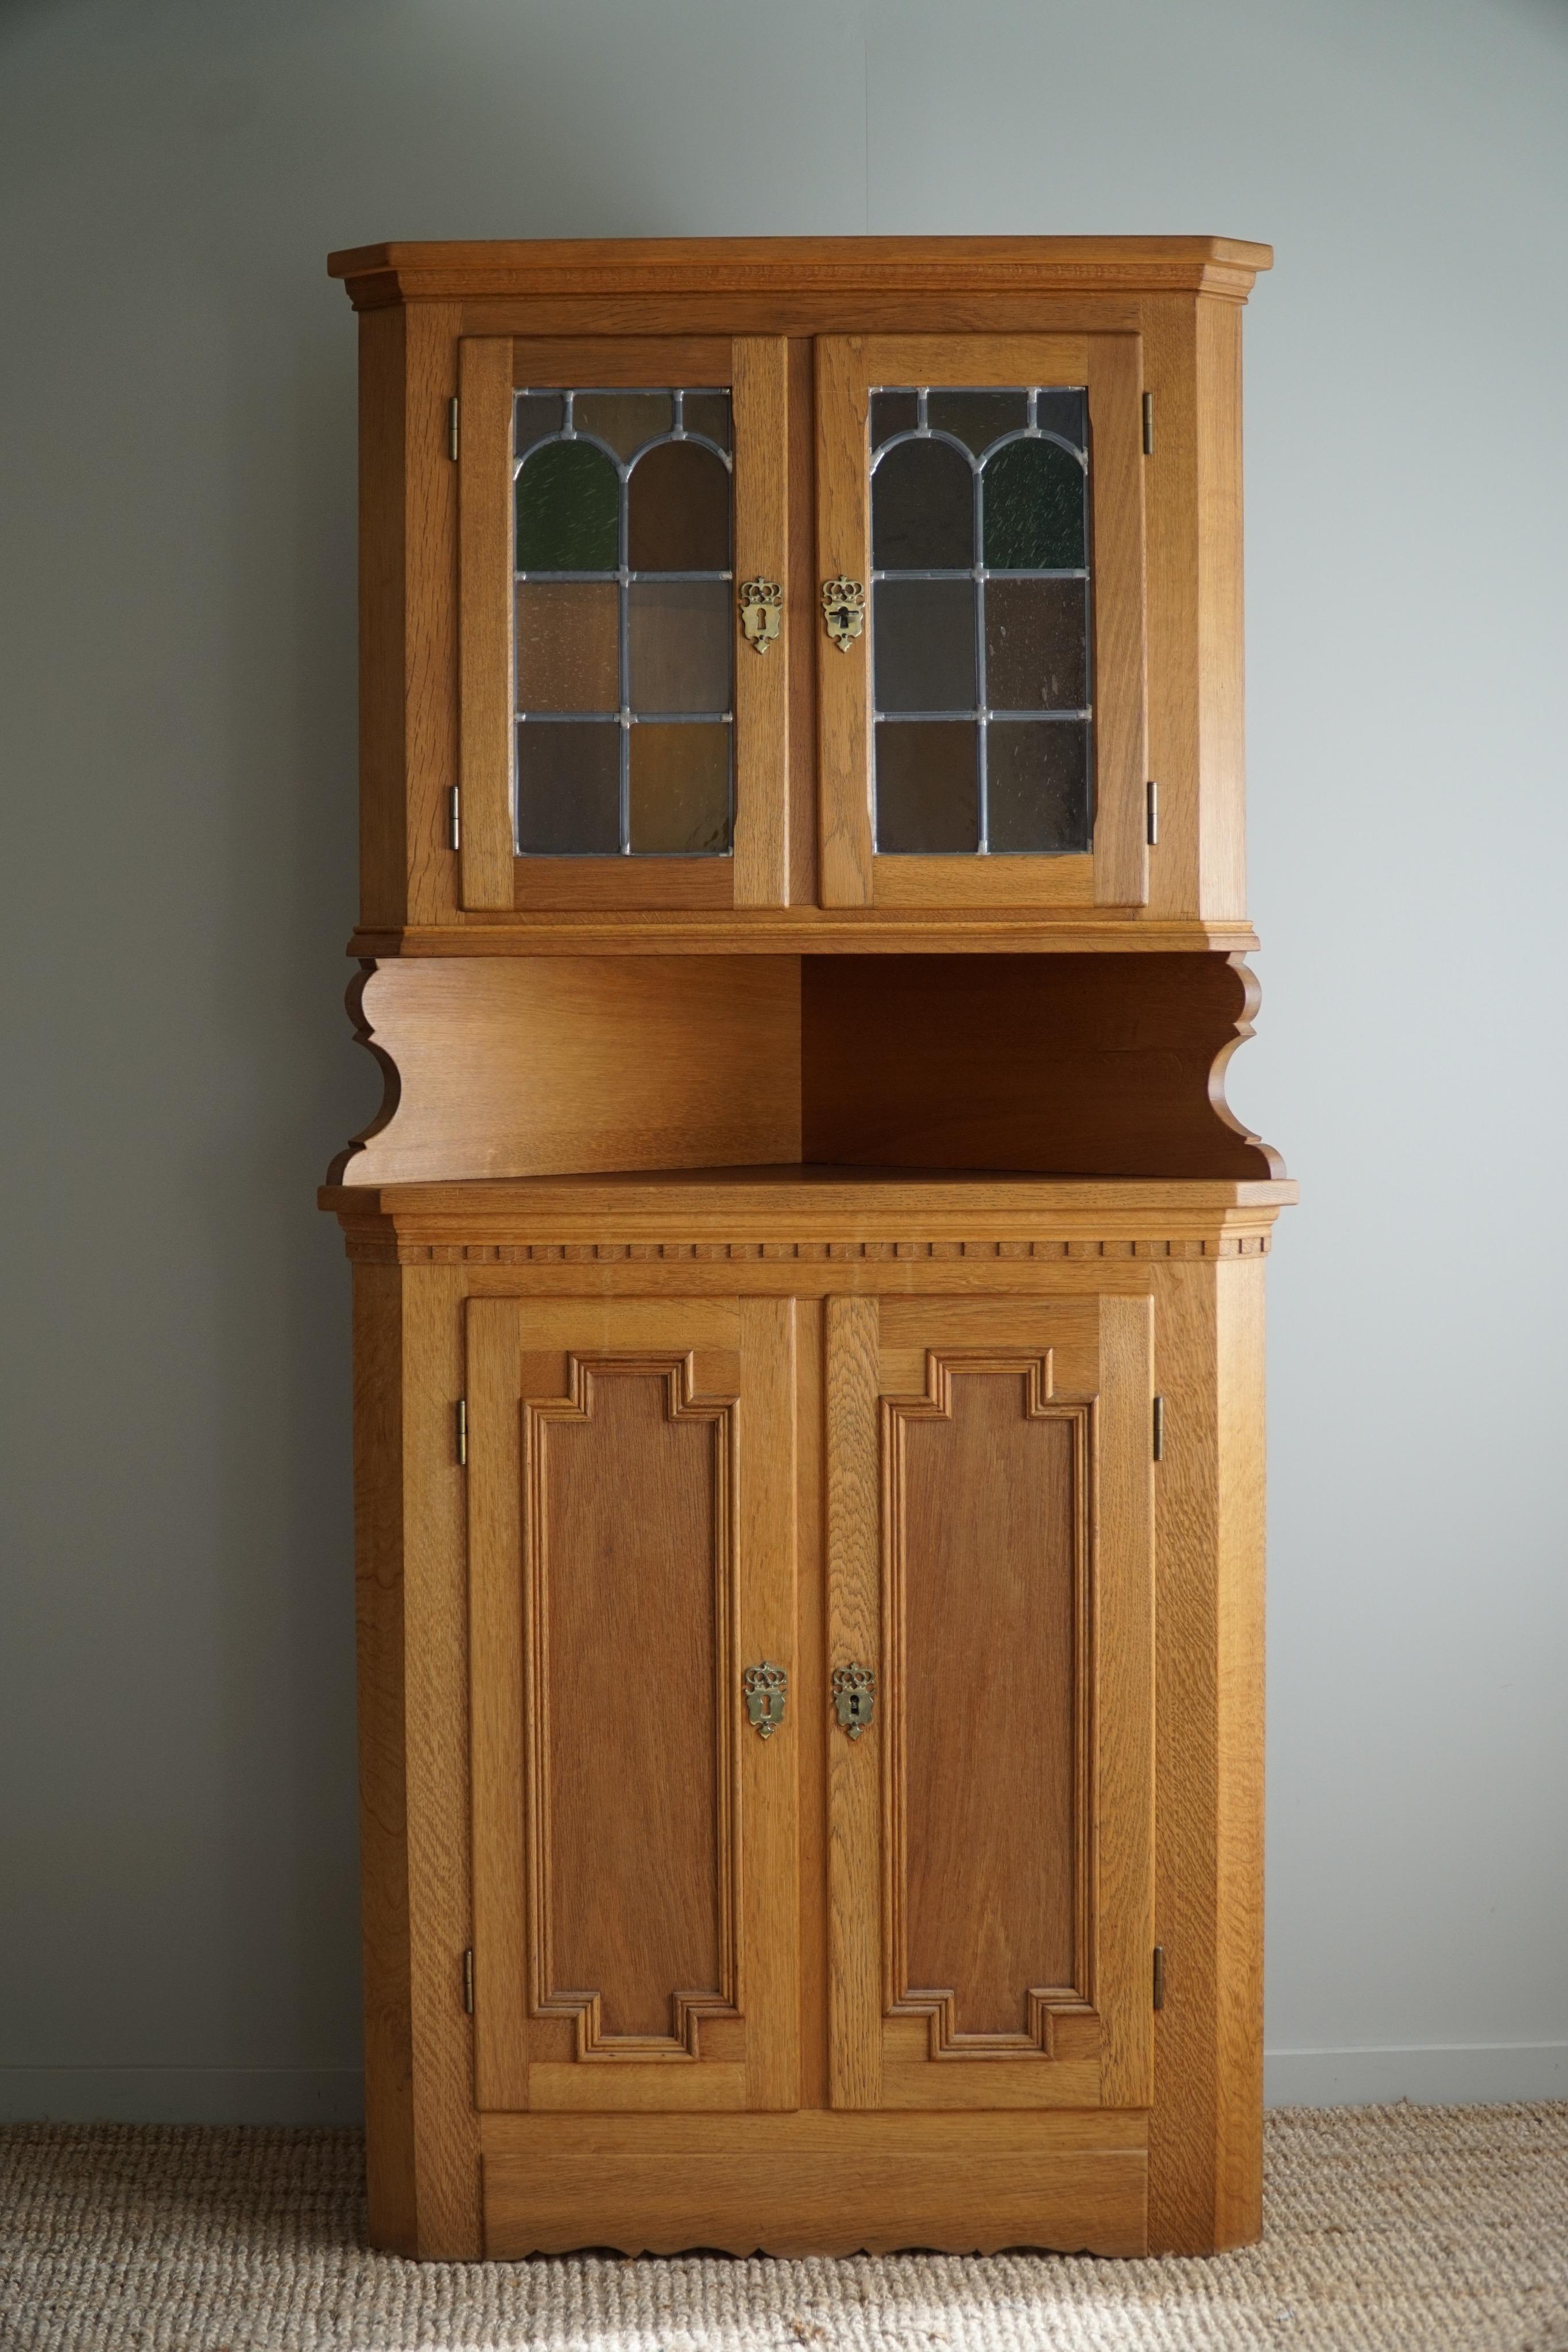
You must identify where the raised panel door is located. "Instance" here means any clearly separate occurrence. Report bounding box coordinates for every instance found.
[825,1293,1154,2111]
[467,1295,797,2112]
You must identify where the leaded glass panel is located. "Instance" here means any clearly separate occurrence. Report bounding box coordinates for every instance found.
[513,388,734,856]
[868,385,1092,855]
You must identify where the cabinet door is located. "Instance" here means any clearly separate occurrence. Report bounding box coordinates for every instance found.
[466,1295,798,2112]
[456,337,790,913]
[816,335,1148,911]
[824,1294,1153,2111]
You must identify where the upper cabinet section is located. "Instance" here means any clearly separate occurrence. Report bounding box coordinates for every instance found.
[330,237,1271,950]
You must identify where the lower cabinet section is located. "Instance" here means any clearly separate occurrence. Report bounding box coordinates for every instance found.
[336,1174,1283,2257]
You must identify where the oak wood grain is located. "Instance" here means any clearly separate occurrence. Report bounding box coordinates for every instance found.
[732,338,790,909]
[1087,335,1150,907]
[456,338,517,910]
[814,338,873,906]
[824,1295,882,2107]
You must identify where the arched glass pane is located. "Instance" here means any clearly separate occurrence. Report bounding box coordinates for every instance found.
[982,438,1085,570]
[926,390,1028,455]
[872,436,974,570]
[628,440,730,571]
[573,392,671,459]
[516,440,619,572]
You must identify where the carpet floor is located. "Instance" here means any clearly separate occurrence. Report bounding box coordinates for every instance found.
[1,2105,1565,2351]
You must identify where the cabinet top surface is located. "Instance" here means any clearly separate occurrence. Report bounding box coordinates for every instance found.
[327,234,1273,308]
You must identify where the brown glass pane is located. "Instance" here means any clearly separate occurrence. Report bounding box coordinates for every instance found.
[628,440,730,571]
[870,389,919,448]
[875,721,978,853]
[629,724,731,853]
[516,581,619,713]
[987,721,1091,853]
[873,578,976,714]
[514,392,565,459]
[573,392,671,460]
[516,721,621,855]
[629,580,731,714]
[927,390,1028,455]
[984,578,1087,711]
[681,392,731,451]
[872,436,974,570]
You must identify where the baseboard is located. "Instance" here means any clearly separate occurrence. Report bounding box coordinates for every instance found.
[0,2068,366,2125]
[1264,2042,1568,2107]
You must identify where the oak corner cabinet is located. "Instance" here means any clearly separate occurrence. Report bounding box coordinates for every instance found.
[320,235,1294,2261]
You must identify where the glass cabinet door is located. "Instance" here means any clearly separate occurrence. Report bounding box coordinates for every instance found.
[457,337,789,912]
[815,335,1148,910]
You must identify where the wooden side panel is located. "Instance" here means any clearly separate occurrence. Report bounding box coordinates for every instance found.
[457,337,517,909]
[334,954,802,1186]
[466,1300,528,2109]
[1195,298,1248,920]
[357,308,409,930]
[814,339,873,906]
[732,338,790,908]
[824,1295,882,2106]
[1087,335,1149,907]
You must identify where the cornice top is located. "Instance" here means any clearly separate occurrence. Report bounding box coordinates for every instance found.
[326,234,1273,311]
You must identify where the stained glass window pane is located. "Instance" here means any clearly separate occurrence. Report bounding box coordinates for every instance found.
[926,390,1028,454]
[986,722,1090,853]
[516,581,620,713]
[629,580,731,714]
[516,722,621,854]
[516,439,620,572]
[870,390,919,448]
[1034,389,1087,450]
[514,392,564,460]
[984,578,1087,711]
[629,725,731,852]
[681,392,731,451]
[628,440,730,571]
[873,578,977,714]
[573,392,671,459]
[872,436,974,570]
[874,722,978,853]
[982,438,1085,571]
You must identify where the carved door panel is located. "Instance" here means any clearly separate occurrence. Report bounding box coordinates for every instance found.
[824,1293,1154,2111]
[456,335,790,914]
[815,333,1148,910]
[467,1295,797,2113]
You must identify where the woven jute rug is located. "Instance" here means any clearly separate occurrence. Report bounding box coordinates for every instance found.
[2,2105,1565,2350]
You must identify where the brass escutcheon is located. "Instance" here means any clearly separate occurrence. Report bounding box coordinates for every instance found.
[831,1661,876,1738]
[738,576,783,653]
[742,1660,788,1739]
[820,576,865,652]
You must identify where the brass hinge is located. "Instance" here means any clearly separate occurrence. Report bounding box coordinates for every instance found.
[448,396,459,462]
[448,786,461,852]
[1152,1394,1165,1461]
[456,1398,467,1467]
[1153,1944,1166,2010]
[1141,392,1153,456]
[462,1948,475,2015]
[1146,780,1159,847]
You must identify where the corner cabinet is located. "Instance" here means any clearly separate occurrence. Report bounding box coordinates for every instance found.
[322,238,1294,2260]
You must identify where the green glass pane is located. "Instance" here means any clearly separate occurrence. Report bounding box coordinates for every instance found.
[516,440,620,572]
[874,721,978,852]
[873,578,976,713]
[681,392,731,451]
[514,392,564,459]
[870,390,919,448]
[927,390,1028,455]
[630,724,731,853]
[572,392,671,459]
[516,721,621,853]
[872,436,974,570]
[984,578,1087,710]
[986,721,1090,853]
[628,440,730,571]
[982,438,1085,570]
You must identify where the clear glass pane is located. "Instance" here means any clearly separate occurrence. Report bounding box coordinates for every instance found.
[516,439,620,572]
[984,577,1087,711]
[628,440,730,571]
[1035,389,1087,450]
[629,580,731,714]
[629,724,731,853]
[872,436,974,571]
[870,390,919,448]
[516,721,621,854]
[875,721,978,852]
[515,392,565,459]
[987,721,1090,853]
[927,390,1028,455]
[681,392,731,451]
[516,580,619,713]
[873,577,977,713]
[572,392,671,460]
[982,438,1085,571]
